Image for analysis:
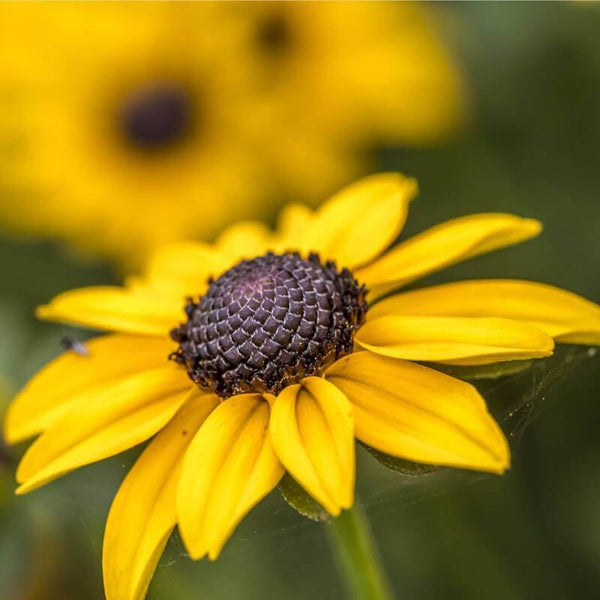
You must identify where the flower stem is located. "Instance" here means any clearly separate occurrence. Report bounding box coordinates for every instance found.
[326,500,394,600]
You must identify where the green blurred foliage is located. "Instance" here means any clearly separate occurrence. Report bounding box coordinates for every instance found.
[0,2,599,599]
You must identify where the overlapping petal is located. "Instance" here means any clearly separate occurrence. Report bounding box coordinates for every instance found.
[357,214,541,299]
[269,377,355,516]
[4,334,175,443]
[301,173,418,268]
[16,367,192,494]
[370,279,600,344]
[36,286,185,336]
[217,221,273,263]
[273,203,314,251]
[143,242,232,297]
[325,352,509,473]
[177,394,283,560]
[103,391,218,600]
[355,315,554,365]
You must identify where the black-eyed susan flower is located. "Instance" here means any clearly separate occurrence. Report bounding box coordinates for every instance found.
[0,2,466,266]
[236,1,467,201]
[7,173,600,600]
[0,2,267,266]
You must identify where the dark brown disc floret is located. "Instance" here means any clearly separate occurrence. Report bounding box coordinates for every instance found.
[170,252,367,398]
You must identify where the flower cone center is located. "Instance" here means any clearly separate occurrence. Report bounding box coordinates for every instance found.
[120,83,193,150]
[171,252,367,397]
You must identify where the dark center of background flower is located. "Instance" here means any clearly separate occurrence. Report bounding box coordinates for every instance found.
[255,13,294,57]
[119,83,193,151]
[171,252,368,398]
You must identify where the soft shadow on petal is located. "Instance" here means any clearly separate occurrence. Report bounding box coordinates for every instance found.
[36,286,185,336]
[103,391,218,600]
[5,334,175,443]
[16,367,192,494]
[301,173,418,269]
[177,394,283,560]
[370,279,600,345]
[355,315,554,365]
[357,213,541,300]
[270,377,355,516]
[325,352,510,474]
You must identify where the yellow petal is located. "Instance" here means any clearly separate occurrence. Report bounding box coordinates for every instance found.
[36,286,185,336]
[216,221,273,263]
[270,377,355,516]
[16,367,192,494]
[274,203,314,251]
[325,352,509,473]
[301,173,418,269]
[355,316,554,365]
[5,334,174,443]
[370,279,600,345]
[357,214,541,299]
[144,242,231,297]
[177,394,283,560]
[103,391,218,600]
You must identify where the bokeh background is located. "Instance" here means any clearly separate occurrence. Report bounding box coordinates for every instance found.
[1,2,599,599]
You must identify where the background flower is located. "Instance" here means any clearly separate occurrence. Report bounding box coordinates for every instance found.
[0,1,465,267]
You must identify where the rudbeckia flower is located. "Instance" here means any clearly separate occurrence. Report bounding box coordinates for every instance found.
[0,2,465,266]
[0,2,268,266]
[8,173,600,600]
[241,2,467,200]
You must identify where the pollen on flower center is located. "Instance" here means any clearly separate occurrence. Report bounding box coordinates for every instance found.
[119,83,193,150]
[170,252,368,398]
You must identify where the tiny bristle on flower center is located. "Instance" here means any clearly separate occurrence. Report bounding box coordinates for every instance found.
[170,252,368,398]
[120,83,193,150]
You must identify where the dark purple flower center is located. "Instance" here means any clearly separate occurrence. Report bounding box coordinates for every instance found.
[255,13,293,56]
[119,83,193,151]
[171,252,367,398]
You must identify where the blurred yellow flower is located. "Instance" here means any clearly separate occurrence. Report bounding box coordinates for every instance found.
[6,173,600,600]
[0,2,466,267]
[239,2,467,200]
[0,2,267,267]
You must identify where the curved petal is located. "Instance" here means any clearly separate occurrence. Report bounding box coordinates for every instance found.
[301,173,418,269]
[5,334,174,443]
[355,316,554,365]
[357,214,541,299]
[177,394,283,560]
[103,391,218,600]
[36,286,185,336]
[144,242,232,297]
[16,367,192,494]
[216,221,273,263]
[270,377,355,516]
[370,279,600,345]
[325,352,509,473]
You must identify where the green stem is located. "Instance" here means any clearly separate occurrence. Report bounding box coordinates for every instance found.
[326,500,394,600]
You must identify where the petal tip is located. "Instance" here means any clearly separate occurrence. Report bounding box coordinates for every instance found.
[524,218,543,237]
[34,304,51,320]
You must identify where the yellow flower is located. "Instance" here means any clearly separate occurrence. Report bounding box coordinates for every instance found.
[8,173,598,600]
[225,1,468,202]
[0,2,268,267]
[0,2,466,266]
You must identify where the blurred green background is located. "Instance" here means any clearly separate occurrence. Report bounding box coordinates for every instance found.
[1,2,599,599]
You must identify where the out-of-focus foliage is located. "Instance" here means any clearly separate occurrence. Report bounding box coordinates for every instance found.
[0,2,599,599]
[0,1,464,268]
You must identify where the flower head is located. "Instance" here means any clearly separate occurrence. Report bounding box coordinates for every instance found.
[6,173,600,600]
[0,2,465,266]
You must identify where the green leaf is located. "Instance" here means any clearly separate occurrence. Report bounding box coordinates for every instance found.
[360,443,437,476]
[278,473,329,522]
